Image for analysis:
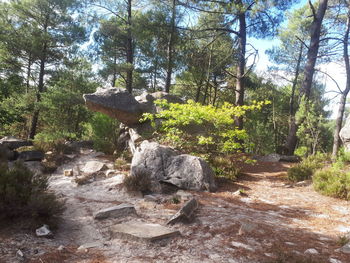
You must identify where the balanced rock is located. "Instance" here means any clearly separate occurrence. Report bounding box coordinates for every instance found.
[83,87,143,126]
[131,141,217,192]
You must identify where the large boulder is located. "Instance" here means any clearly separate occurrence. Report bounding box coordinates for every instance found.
[18,150,45,162]
[340,115,350,151]
[0,136,32,150]
[135,91,183,114]
[131,141,217,192]
[83,88,143,126]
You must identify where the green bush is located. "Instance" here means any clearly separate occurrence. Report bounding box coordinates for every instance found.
[0,161,64,223]
[84,112,119,154]
[313,167,350,200]
[210,155,241,180]
[34,131,74,154]
[287,153,328,182]
[333,147,350,169]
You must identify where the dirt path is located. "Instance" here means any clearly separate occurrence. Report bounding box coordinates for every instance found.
[1,152,350,263]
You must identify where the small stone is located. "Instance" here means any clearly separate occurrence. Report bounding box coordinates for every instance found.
[94,204,136,220]
[167,198,198,225]
[304,248,319,255]
[329,258,342,263]
[105,169,117,177]
[81,161,108,174]
[175,190,193,201]
[57,245,65,251]
[238,222,257,235]
[77,241,101,251]
[340,243,350,254]
[16,249,24,258]
[64,169,73,177]
[36,224,53,238]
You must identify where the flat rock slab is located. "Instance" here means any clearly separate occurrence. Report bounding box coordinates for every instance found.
[94,204,136,220]
[110,222,180,242]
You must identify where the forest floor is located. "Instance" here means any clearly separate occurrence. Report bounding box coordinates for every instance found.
[1,149,350,263]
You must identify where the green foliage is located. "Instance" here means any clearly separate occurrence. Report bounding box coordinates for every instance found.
[123,172,152,194]
[294,146,308,157]
[333,147,350,169]
[34,131,73,154]
[143,99,270,154]
[287,153,328,182]
[210,155,241,180]
[0,161,64,223]
[84,112,119,154]
[313,167,350,200]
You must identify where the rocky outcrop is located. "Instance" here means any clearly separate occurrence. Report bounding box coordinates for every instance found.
[131,141,217,192]
[83,88,143,126]
[0,136,32,150]
[340,115,350,151]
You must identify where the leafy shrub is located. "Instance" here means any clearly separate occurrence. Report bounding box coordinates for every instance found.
[143,99,270,154]
[333,147,350,169]
[294,146,308,157]
[123,171,152,193]
[34,131,74,154]
[84,112,119,154]
[287,153,328,182]
[210,155,241,180]
[313,167,350,200]
[0,161,64,223]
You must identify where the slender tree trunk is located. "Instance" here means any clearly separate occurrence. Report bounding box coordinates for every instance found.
[195,85,201,102]
[332,11,350,158]
[26,53,32,94]
[284,43,303,155]
[126,0,133,93]
[165,0,176,93]
[284,0,328,155]
[112,52,117,87]
[212,74,218,106]
[28,45,47,139]
[203,43,213,105]
[234,7,246,130]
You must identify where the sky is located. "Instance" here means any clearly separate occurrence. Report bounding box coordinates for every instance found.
[247,0,347,120]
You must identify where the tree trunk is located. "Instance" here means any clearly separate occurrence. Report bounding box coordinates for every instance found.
[126,0,133,93]
[28,45,46,139]
[26,53,32,94]
[112,52,117,87]
[165,0,176,93]
[283,43,303,155]
[332,11,350,158]
[234,7,246,130]
[283,0,328,155]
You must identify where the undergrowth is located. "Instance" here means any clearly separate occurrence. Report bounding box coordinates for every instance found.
[0,159,64,225]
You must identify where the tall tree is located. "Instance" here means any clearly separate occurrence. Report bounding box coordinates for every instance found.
[284,0,328,155]
[1,0,86,139]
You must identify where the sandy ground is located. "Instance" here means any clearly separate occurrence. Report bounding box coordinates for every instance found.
[1,150,350,263]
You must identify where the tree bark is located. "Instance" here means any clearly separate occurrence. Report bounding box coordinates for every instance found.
[126,0,133,93]
[165,0,176,93]
[28,44,46,139]
[283,43,303,155]
[234,6,246,130]
[283,0,328,155]
[332,11,350,158]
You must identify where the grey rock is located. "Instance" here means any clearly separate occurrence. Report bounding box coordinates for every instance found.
[84,87,143,126]
[257,153,281,162]
[0,145,17,161]
[279,155,301,162]
[18,151,44,162]
[136,91,183,114]
[77,241,101,251]
[36,224,53,238]
[80,161,108,174]
[131,141,217,192]
[94,204,136,220]
[340,115,350,151]
[175,190,193,202]
[304,248,319,255]
[238,221,257,235]
[0,136,32,150]
[329,258,342,263]
[340,243,350,254]
[167,198,198,225]
[110,221,180,242]
[16,249,24,258]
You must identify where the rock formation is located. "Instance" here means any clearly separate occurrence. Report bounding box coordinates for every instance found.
[340,115,350,151]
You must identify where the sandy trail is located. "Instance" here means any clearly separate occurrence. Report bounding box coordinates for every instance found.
[1,151,350,263]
